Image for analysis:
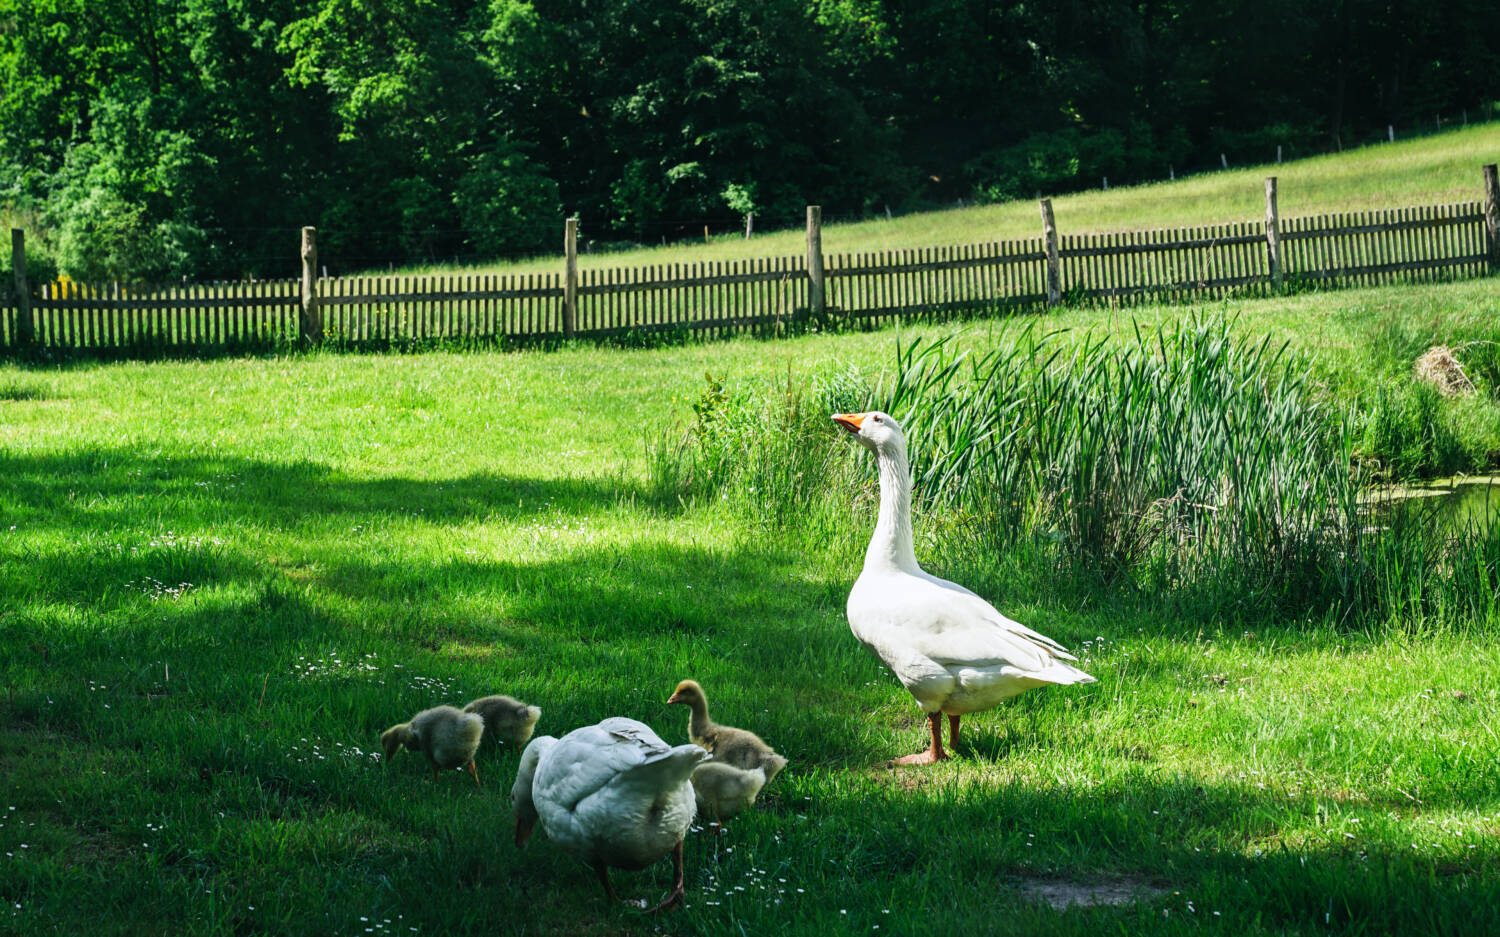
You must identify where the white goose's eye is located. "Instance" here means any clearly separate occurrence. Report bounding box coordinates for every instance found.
[872,415,882,422]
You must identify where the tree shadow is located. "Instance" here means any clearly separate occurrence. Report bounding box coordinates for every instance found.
[0,446,865,750]
[0,447,635,530]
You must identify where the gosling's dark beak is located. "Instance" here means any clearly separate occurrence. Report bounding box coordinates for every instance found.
[515,815,535,847]
[832,412,866,434]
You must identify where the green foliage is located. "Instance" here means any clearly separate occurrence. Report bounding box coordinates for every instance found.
[4,0,1500,279]
[647,367,868,534]
[0,208,59,285]
[453,142,561,258]
[965,122,1185,201]
[51,185,205,283]
[872,317,1365,614]
[721,181,757,217]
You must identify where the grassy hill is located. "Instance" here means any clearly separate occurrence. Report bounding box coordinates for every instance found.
[391,122,1500,279]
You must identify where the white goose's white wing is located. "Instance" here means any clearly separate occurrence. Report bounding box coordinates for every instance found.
[532,717,707,871]
[849,569,1095,714]
[534,718,670,811]
[912,569,1080,659]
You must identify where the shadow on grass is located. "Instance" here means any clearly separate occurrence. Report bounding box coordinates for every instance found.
[790,775,1493,935]
[0,447,632,530]
[0,446,858,748]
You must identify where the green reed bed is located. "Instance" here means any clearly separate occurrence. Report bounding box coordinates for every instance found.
[660,314,1500,628]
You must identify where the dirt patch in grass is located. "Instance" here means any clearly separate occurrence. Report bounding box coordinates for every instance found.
[1014,876,1167,910]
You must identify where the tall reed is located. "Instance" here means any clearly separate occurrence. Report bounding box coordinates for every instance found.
[876,316,1360,611]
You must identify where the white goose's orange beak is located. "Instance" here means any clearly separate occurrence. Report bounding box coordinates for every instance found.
[832,412,867,434]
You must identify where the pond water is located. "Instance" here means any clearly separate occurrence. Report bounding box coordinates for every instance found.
[1360,476,1500,530]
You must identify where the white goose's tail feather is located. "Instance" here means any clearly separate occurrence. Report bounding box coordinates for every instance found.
[619,744,712,791]
[1034,661,1097,685]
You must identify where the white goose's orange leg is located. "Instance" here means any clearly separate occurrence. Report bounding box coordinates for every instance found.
[948,714,961,750]
[893,712,948,765]
[644,840,686,914]
[592,861,622,902]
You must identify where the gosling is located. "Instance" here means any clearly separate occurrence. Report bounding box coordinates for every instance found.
[666,679,787,781]
[463,695,542,750]
[691,762,774,835]
[381,705,484,786]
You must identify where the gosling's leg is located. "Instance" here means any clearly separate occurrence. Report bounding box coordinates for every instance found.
[645,840,686,914]
[892,712,948,765]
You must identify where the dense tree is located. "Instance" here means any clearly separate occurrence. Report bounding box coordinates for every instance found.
[2,0,1497,279]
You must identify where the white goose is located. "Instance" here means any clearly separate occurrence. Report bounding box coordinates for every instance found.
[511,717,709,912]
[833,410,1096,764]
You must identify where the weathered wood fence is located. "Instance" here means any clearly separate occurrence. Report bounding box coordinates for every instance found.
[5,166,1498,355]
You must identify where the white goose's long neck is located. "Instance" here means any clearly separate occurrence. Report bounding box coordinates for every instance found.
[867,441,920,573]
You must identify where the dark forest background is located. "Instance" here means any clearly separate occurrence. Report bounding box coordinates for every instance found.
[4,0,1498,280]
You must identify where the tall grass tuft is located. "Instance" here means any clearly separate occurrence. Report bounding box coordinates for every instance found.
[645,366,870,535]
[1359,381,1484,478]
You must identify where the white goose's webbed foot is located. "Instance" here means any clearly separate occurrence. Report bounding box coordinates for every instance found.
[891,712,948,765]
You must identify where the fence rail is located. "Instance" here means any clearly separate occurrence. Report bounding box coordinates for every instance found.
[5,167,1498,355]
[9,280,300,351]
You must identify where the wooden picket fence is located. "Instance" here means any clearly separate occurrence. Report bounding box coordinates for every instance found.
[5,168,1498,355]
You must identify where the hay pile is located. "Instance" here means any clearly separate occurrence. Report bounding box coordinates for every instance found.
[1413,345,1475,396]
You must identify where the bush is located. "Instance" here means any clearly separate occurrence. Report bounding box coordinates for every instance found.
[1,233,59,288]
[963,121,1182,201]
[53,197,211,284]
[454,140,561,258]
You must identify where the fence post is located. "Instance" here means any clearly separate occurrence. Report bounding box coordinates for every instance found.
[1484,164,1500,272]
[1039,199,1061,305]
[805,205,825,316]
[299,226,321,344]
[1264,177,1283,291]
[11,229,33,346]
[563,217,578,338]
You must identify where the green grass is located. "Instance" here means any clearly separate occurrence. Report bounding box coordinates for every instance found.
[389,122,1500,279]
[1,280,1498,936]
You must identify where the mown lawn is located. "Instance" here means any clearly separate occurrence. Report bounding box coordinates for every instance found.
[1,279,1497,936]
